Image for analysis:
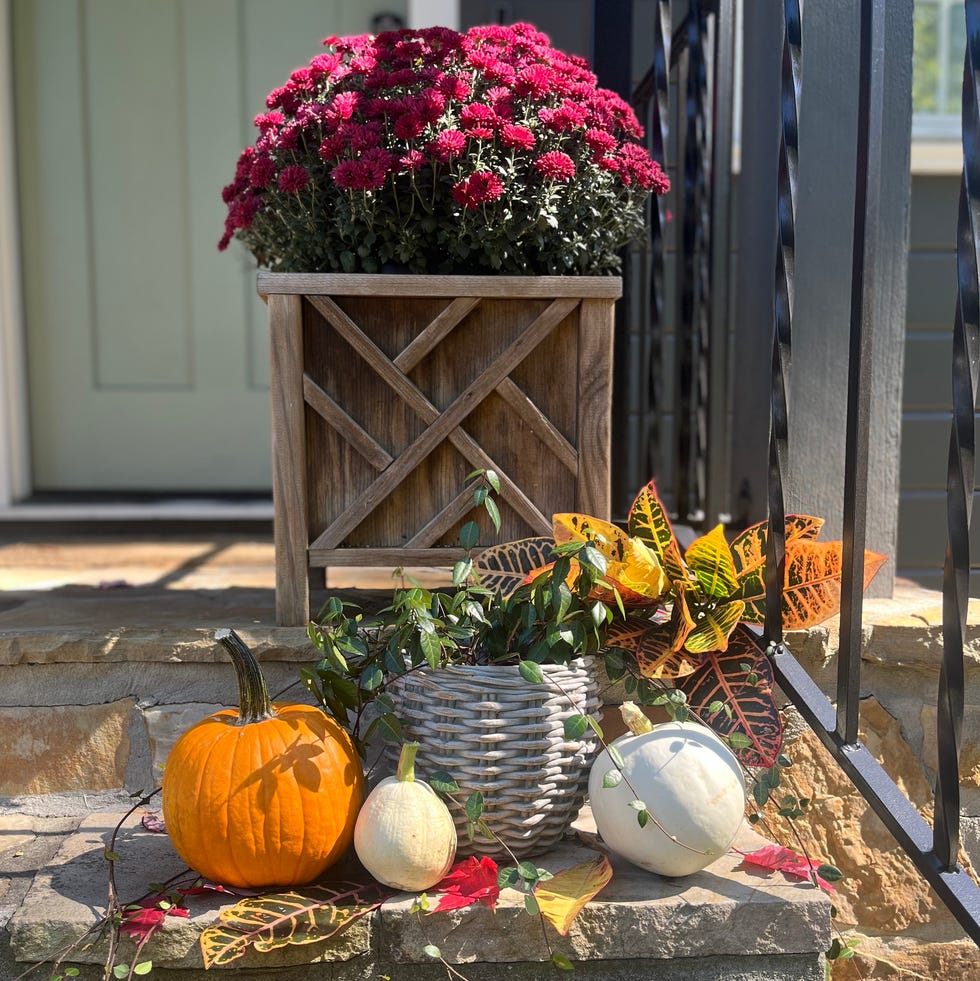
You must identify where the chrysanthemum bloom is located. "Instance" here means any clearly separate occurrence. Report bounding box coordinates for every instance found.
[429,129,467,163]
[278,165,309,193]
[452,171,505,209]
[501,124,536,151]
[534,151,576,181]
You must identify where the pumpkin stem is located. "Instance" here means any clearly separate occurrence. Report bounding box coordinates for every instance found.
[396,742,420,782]
[216,628,275,725]
[620,701,655,736]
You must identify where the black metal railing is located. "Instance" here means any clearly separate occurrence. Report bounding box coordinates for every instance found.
[763,0,980,944]
[617,0,734,526]
[605,0,980,948]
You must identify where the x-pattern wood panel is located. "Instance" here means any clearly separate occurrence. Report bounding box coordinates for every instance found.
[304,294,581,551]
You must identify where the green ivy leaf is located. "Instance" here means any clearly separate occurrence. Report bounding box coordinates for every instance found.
[424,944,442,959]
[524,893,540,915]
[459,521,480,552]
[817,863,844,883]
[519,660,545,684]
[133,964,153,977]
[428,770,460,794]
[602,769,622,788]
[563,714,589,740]
[551,953,575,971]
[465,791,484,822]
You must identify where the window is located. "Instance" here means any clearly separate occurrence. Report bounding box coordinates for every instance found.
[912,0,964,139]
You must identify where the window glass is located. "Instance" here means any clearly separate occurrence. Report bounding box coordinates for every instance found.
[913,0,963,139]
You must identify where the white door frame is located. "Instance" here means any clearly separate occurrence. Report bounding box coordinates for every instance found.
[0,0,458,520]
[0,0,31,512]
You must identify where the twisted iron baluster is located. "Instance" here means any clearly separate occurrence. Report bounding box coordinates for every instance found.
[935,0,980,871]
[644,0,672,489]
[677,0,710,524]
[764,0,802,646]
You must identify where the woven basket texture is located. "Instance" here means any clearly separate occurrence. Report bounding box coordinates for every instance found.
[388,659,600,858]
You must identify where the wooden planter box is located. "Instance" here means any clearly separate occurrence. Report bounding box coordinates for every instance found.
[259,273,620,626]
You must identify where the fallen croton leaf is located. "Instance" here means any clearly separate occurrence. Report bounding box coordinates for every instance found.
[430,856,501,913]
[119,898,190,940]
[735,844,837,892]
[533,855,613,935]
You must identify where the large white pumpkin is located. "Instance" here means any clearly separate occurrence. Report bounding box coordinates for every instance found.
[588,705,746,876]
[354,742,457,891]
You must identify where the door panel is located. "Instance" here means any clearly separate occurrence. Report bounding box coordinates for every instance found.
[14,0,399,490]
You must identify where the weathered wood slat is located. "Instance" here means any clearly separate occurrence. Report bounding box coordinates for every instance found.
[308,296,574,549]
[268,294,309,626]
[302,373,392,472]
[263,275,617,624]
[575,298,615,516]
[309,547,471,567]
[495,377,578,474]
[258,272,623,298]
[405,485,480,548]
[394,296,482,373]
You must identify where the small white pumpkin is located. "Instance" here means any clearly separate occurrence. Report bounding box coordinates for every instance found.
[588,703,746,877]
[354,742,457,891]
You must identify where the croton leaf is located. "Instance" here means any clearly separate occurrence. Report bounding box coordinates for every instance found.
[735,540,887,628]
[533,855,613,936]
[626,481,690,585]
[677,626,783,767]
[474,537,554,596]
[684,525,740,599]
[729,514,824,579]
[199,882,389,969]
[683,598,745,654]
[553,513,630,562]
[605,609,700,681]
[553,514,668,605]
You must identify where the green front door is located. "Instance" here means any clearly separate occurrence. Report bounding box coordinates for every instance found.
[14,0,399,491]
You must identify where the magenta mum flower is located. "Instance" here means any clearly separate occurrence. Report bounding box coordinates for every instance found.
[452,171,504,209]
[249,155,276,189]
[501,124,535,151]
[429,129,466,163]
[534,151,575,181]
[278,165,309,193]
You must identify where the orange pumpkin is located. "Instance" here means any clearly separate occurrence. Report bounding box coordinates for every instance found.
[162,628,364,888]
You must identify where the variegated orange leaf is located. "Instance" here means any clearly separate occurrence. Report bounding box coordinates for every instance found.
[626,481,690,584]
[729,514,824,578]
[475,537,554,596]
[683,599,745,654]
[604,610,700,680]
[736,541,887,628]
[533,855,613,936]
[677,626,784,768]
[684,525,739,599]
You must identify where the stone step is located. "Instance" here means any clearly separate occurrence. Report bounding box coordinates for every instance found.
[4,810,831,981]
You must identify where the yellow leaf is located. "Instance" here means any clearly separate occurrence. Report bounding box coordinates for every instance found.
[533,855,613,936]
[684,525,739,599]
[553,513,631,562]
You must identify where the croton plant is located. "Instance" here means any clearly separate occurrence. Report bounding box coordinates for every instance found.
[475,480,886,769]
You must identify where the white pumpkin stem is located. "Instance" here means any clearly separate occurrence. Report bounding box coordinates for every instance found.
[397,742,420,782]
[620,701,655,736]
[216,628,275,725]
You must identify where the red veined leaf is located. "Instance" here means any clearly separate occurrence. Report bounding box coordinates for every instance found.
[684,525,739,599]
[735,541,887,628]
[677,627,783,767]
[140,812,167,834]
[120,898,189,940]
[735,845,836,893]
[553,513,630,562]
[683,598,745,654]
[626,481,689,584]
[474,537,554,596]
[431,856,501,913]
[605,611,700,680]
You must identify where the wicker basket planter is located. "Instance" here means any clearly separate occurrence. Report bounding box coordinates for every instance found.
[260,273,619,626]
[386,659,601,859]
